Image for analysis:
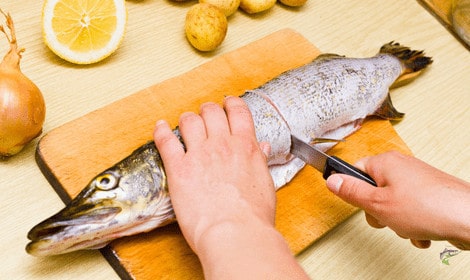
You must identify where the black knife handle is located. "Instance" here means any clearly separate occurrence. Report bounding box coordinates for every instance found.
[323,156,377,187]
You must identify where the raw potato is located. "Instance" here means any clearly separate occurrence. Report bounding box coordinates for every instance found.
[239,0,276,13]
[185,3,228,51]
[200,0,240,17]
[279,0,307,7]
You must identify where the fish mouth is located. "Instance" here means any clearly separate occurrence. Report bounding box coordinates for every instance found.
[26,203,121,256]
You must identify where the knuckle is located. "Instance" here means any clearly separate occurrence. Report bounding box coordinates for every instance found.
[226,98,251,115]
[154,131,175,147]
[341,179,363,202]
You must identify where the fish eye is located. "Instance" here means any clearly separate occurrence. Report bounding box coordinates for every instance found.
[95,173,119,190]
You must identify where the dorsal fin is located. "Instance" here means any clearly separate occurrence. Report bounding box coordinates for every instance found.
[314,53,345,61]
[373,93,405,121]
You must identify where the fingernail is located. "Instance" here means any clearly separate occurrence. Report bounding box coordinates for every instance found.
[326,175,343,194]
[155,119,167,127]
[155,120,171,132]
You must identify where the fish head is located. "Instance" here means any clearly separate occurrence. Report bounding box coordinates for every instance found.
[26,142,175,256]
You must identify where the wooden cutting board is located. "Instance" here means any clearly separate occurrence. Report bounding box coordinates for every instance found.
[419,0,453,25]
[35,29,411,279]
[419,0,469,49]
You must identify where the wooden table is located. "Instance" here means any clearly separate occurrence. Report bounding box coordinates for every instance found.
[1,0,468,279]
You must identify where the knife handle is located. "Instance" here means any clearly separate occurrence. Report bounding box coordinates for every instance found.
[323,156,377,187]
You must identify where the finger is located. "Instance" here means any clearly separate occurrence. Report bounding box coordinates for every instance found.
[364,212,385,229]
[199,102,230,137]
[353,151,407,187]
[396,232,408,239]
[449,240,470,250]
[223,96,256,137]
[353,157,368,172]
[259,141,271,159]
[153,120,185,165]
[410,239,431,249]
[326,174,379,210]
[178,111,207,149]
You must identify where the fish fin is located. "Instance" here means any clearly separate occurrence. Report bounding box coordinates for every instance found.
[379,41,433,87]
[270,157,306,190]
[309,138,345,145]
[314,53,345,61]
[373,93,405,121]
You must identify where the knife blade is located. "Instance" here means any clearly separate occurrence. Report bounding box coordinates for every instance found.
[290,135,377,187]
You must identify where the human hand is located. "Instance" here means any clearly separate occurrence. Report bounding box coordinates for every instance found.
[153,96,275,253]
[326,151,470,250]
[154,97,308,279]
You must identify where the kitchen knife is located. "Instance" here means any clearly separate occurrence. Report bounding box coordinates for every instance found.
[290,135,377,187]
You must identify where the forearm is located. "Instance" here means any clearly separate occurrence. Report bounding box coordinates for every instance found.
[396,175,470,250]
[195,219,309,280]
[445,178,470,250]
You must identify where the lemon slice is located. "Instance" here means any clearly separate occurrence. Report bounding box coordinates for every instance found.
[42,0,127,64]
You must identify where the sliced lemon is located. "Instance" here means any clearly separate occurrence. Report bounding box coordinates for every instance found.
[42,0,127,64]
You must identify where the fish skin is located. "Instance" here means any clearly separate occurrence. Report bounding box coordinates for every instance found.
[26,42,432,256]
[254,54,403,139]
[248,53,404,187]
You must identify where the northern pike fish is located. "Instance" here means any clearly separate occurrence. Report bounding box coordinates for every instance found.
[26,42,432,256]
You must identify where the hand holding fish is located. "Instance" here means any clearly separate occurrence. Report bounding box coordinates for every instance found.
[153,96,309,280]
[326,151,470,250]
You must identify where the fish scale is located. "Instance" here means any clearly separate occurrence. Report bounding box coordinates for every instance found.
[26,42,432,256]
[243,54,403,187]
[252,55,402,140]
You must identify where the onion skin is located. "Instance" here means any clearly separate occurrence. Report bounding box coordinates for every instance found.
[0,10,45,158]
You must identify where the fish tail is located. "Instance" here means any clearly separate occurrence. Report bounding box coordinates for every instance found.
[380,41,433,72]
[380,41,433,87]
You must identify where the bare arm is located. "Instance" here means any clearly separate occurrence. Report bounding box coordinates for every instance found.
[326,151,470,250]
[153,96,309,279]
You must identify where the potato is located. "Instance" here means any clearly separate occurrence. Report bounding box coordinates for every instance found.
[239,0,276,13]
[185,3,228,51]
[200,0,240,17]
[279,0,307,7]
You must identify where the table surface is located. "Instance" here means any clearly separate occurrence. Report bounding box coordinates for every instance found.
[1,0,468,279]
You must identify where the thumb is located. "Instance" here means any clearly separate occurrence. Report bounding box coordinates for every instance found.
[326,174,377,209]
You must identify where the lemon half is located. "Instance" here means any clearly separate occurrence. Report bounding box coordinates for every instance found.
[42,0,127,64]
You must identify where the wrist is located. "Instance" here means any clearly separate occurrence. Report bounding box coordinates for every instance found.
[439,179,470,250]
[195,218,308,279]
[195,217,281,261]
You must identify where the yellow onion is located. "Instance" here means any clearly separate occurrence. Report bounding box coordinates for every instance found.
[0,10,45,158]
